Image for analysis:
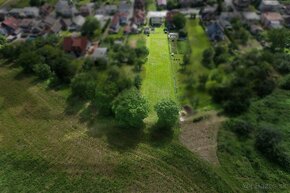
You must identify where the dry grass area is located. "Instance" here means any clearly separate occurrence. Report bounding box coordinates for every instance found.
[180,111,226,165]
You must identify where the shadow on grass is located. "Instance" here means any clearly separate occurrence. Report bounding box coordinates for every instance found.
[64,95,87,116]
[78,104,144,152]
[148,124,174,147]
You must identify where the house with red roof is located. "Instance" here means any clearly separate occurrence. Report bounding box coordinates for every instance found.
[63,36,89,57]
[2,17,20,34]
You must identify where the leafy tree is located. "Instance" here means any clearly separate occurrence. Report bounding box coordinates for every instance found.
[135,46,149,58]
[95,58,108,70]
[202,48,214,68]
[17,52,42,72]
[83,58,94,71]
[0,34,6,48]
[33,63,52,80]
[154,99,179,129]
[268,28,290,51]
[172,13,186,30]
[279,74,290,90]
[112,88,149,128]
[29,0,44,6]
[134,75,142,89]
[81,16,100,37]
[225,119,253,138]
[71,73,96,100]
[53,56,77,83]
[95,82,119,115]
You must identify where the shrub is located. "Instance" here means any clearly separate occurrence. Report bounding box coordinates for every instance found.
[225,119,253,138]
[280,75,290,90]
[33,63,52,80]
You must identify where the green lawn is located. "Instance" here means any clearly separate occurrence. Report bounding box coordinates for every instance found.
[0,64,235,193]
[141,28,177,120]
[176,19,213,109]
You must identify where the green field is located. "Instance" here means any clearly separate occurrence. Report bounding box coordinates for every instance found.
[0,64,237,192]
[141,28,177,120]
[176,19,212,109]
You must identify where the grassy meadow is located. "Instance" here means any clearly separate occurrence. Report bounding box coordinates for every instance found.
[0,63,237,192]
[141,28,177,120]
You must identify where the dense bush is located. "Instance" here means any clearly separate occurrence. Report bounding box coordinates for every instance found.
[279,75,290,90]
[71,73,97,100]
[255,127,290,171]
[225,119,253,138]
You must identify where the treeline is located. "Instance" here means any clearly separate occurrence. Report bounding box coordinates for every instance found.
[1,35,77,84]
[200,28,290,115]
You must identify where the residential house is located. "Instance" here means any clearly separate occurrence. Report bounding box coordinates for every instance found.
[148,11,167,26]
[96,5,117,15]
[23,7,39,18]
[109,14,120,33]
[133,9,146,26]
[119,1,132,13]
[134,0,145,10]
[259,0,281,12]
[9,8,23,18]
[72,15,85,31]
[55,0,77,18]
[261,12,283,28]
[165,11,179,30]
[20,18,34,32]
[218,12,239,30]
[157,0,167,9]
[95,14,109,29]
[119,12,129,26]
[206,22,224,41]
[40,4,53,17]
[44,15,57,29]
[200,5,217,22]
[250,24,263,35]
[63,36,89,56]
[2,17,20,35]
[233,0,251,10]
[60,18,73,30]
[242,12,261,25]
[150,17,163,26]
[79,3,95,17]
[50,19,62,34]
[0,9,8,21]
[90,47,108,61]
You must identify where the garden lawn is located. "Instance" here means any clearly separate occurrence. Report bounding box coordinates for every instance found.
[178,19,213,108]
[141,28,177,120]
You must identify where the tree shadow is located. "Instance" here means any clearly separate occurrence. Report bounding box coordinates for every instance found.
[78,104,144,152]
[148,124,174,147]
[64,95,87,116]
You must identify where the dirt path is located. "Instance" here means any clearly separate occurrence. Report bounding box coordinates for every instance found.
[179,111,225,165]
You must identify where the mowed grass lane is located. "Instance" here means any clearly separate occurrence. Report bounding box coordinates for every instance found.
[142,28,176,119]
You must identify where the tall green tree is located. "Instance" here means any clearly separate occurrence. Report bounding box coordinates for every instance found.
[155,99,179,129]
[81,16,100,37]
[112,88,149,128]
[172,13,186,30]
[268,28,290,51]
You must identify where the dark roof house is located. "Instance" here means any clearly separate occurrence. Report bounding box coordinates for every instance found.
[2,17,19,34]
[206,22,224,41]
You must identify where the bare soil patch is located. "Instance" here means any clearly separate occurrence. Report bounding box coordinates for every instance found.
[179,110,225,165]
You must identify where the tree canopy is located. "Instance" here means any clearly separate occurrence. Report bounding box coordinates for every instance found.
[155,99,179,129]
[112,88,149,128]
